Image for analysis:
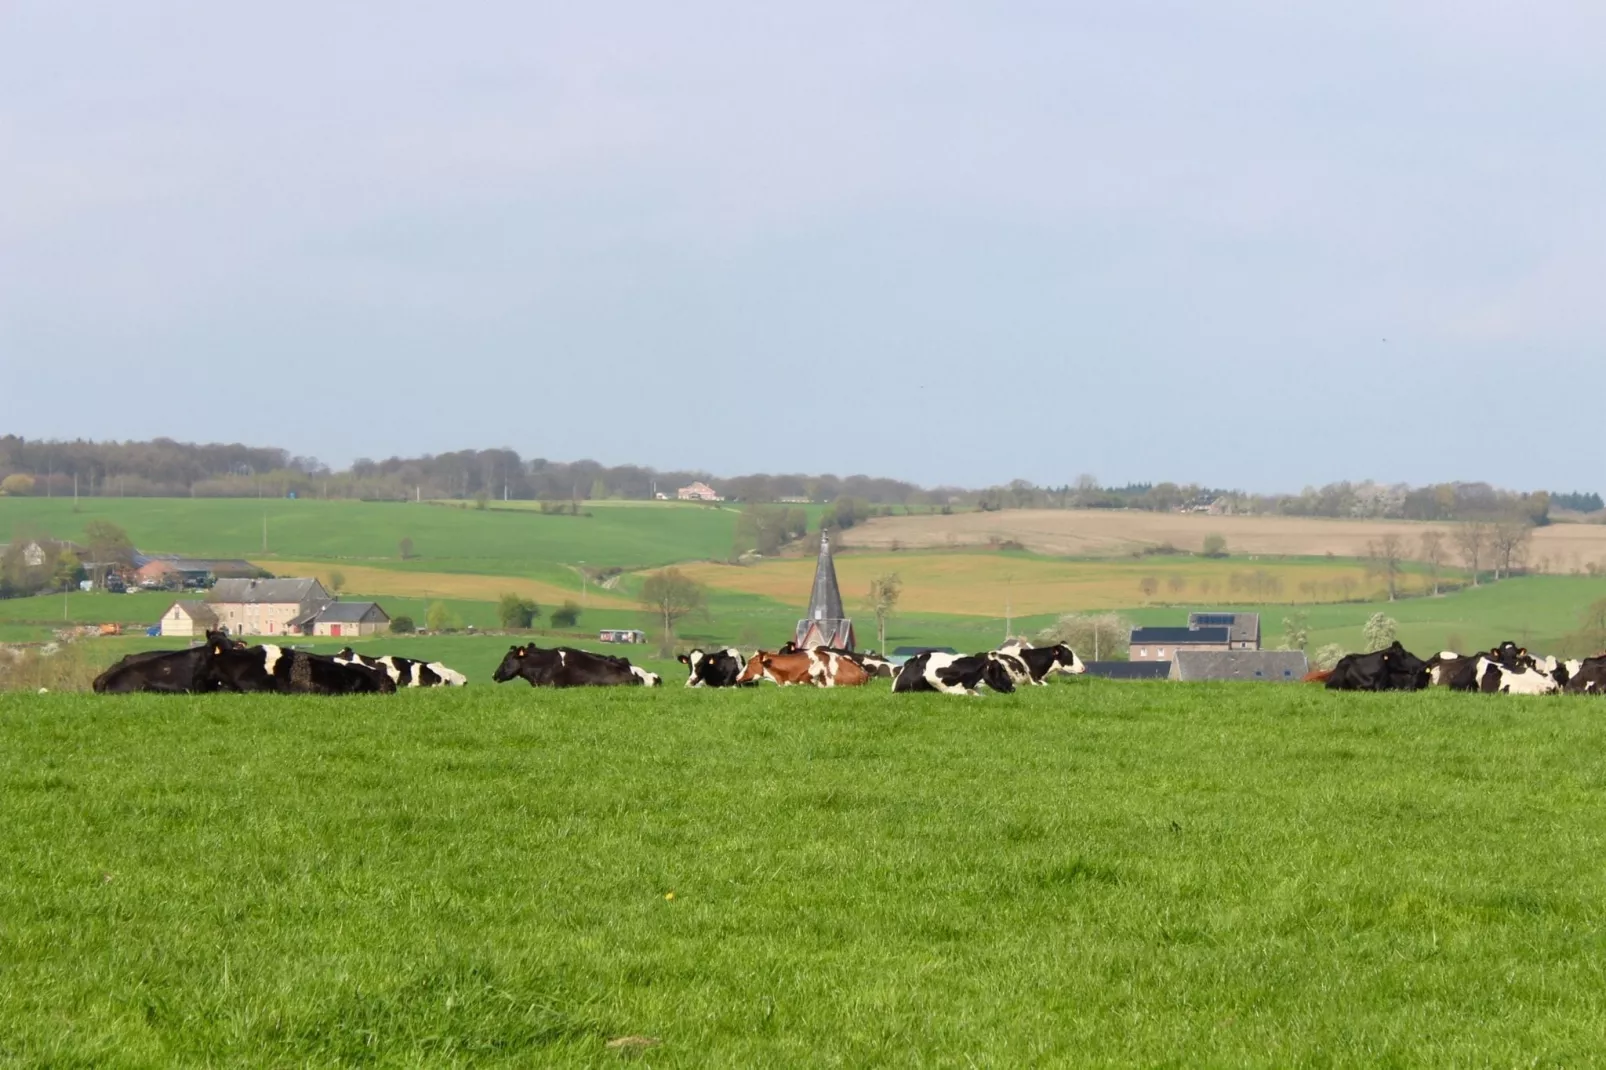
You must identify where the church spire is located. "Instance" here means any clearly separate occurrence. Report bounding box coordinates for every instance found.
[795,531,854,650]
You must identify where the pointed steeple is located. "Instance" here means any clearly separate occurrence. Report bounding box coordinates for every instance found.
[796,532,854,649]
[807,533,845,621]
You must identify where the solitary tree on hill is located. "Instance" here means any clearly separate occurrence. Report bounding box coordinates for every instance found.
[640,568,706,651]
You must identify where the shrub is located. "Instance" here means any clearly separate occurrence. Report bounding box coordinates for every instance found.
[0,474,35,496]
[550,600,582,628]
[497,593,540,630]
[1201,534,1228,558]
[389,615,415,634]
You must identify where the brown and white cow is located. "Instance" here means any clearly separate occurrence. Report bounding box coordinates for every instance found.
[735,648,872,688]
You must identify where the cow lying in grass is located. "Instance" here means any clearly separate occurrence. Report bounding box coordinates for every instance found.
[494,645,660,687]
[205,635,397,694]
[734,648,873,687]
[333,648,468,687]
[678,648,751,688]
[893,651,1017,696]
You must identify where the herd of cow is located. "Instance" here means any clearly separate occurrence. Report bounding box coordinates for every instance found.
[92,631,468,694]
[86,629,1606,698]
[1316,640,1606,695]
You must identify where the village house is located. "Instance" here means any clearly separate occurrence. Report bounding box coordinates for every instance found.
[158,600,219,638]
[1128,625,1231,662]
[1187,612,1261,650]
[676,481,723,501]
[206,578,331,637]
[295,600,390,638]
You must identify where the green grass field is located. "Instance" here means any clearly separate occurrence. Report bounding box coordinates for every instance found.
[6,682,1606,1065]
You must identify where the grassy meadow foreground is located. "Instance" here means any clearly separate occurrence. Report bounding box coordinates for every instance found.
[5,682,1606,1065]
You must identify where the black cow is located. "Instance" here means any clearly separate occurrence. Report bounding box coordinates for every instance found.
[1325,641,1430,691]
[93,647,225,694]
[893,651,1017,695]
[333,649,469,687]
[206,639,396,694]
[677,648,750,688]
[494,645,660,687]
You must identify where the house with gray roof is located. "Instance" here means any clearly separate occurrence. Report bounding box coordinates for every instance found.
[1130,626,1230,662]
[1188,612,1261,649]
[1169,650,1309,683]
[207,577,331,637]
[291,600,390,638]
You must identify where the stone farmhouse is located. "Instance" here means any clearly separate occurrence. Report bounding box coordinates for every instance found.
[158,578,390,639]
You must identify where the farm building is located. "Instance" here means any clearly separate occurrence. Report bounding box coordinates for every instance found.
[1170,650,1309,682]
[1083,661,1172,680]
[1187,612,1261,650]
[1129,626,1230,662]
[795,534,854,650]
[136,557,264,588]
[676,481,723,501]
[295,601,390,638]
[599,628,646,644]
[158,600,218,638]
[207,578,331,637]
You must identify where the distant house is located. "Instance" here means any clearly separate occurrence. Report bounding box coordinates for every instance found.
[1170,650,1309,683]
[207,578,331,637]
[136,557,264,589]
[1083,661,1172,680]
[676,481,723,502]
[295,600,390,638]
[1129,626,1230,662]
[158,600,218,638]
[1188,612,1261,650]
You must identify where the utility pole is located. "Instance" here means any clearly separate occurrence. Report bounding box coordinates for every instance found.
[262,512,268,553]
[73,472,78,507]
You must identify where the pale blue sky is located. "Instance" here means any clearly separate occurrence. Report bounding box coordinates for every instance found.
[3,2,1602,491]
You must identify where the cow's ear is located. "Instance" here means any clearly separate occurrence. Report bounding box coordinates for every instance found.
[1518,647,1528,656]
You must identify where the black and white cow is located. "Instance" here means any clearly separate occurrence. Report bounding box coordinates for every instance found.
[333,648,468,687]
[993,642,1087,685]
[493,645,660,687]
[1325,642,1430,691]
[892,651,1017,695]
[677,648,749,688]
[1475,657,1560,694]
[206,639,397,694]
[1564,656,1606,694]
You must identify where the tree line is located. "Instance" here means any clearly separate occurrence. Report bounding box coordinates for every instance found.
[0,437,1590,523]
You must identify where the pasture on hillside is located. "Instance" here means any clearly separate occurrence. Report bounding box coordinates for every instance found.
[5,683,1606,1065]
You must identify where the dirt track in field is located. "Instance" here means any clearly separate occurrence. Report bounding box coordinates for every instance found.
[837,510,1606,570]
[255,561,630,607]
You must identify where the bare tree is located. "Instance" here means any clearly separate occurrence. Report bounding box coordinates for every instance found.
[640,568,707,650]
[1490,517,1534,580]
[865,572,903,654]
[1364,535,1405,601]
[1454,522,1490,586]
[1418,530,1447,595]
[1138,575,1160,600]
[1167,574,1188,597]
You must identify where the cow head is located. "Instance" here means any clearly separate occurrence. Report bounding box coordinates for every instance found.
[493,645,531,683]
[678,649,704,684]
[1047,643,1087,675]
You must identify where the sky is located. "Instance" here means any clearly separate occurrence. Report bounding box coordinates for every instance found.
[3,2,1604,493]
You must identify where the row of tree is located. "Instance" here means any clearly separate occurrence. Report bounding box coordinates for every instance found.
[2,437,1590,520]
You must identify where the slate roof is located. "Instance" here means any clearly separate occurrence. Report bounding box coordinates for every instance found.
[1188,612,1261,645]
[1084,661,1172,680]
[1171,650,1309,682]
[166,600,218,623]
[209,578,327,605]
[315,601,389,624]
[806,534,846,621]
[1130,626,1230,645]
